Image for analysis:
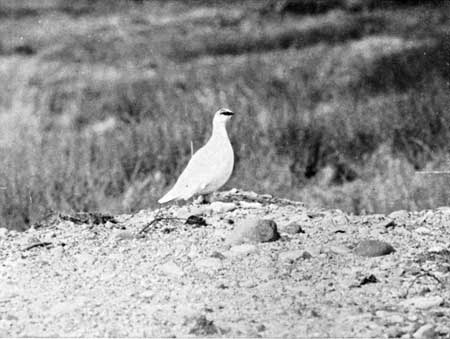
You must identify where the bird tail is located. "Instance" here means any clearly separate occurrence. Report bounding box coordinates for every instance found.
[158,190,177,204]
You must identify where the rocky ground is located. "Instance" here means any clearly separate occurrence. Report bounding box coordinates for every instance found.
[0,189,449,338]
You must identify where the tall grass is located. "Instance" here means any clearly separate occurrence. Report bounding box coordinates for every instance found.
[0,1,450,230]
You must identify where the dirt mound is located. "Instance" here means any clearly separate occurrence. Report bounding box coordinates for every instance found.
[0,189,449,337]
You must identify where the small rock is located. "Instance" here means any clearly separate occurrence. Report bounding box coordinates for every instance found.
[185,215,207,227]
[359,274,378,286]
[238,201,263,209]
[51,245,64,259]
[415,227,432,235]
[389,314,405,324]
[280,222,305,234]
[413,324,436,339]
[75,253,96,266]
[210,251,226,260]
[401,296,443,309]
[112,230,135,241]
[428,246,445,253]
[189,315,220,336]
[353,239,395,257]
[386,326,404,338]
[303,247,320,257]
[226,217,280,245]
[209,202,237,213]
[374,219,396,228]
[141,290,154,299]
[278,250,306,263]
[388,210,409,220]
[240,280,256,288]
[174,206,204,219]
[195,257,222,270]
[159,261,184,277]
[0,227,8,238]
[327,245,350,255]
[228,244,257,257]
[301,251,313,259]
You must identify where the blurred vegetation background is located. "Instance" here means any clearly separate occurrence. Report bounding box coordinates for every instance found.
[0,0,449,230]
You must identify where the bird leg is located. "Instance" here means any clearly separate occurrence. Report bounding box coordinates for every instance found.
[194,194,211,205]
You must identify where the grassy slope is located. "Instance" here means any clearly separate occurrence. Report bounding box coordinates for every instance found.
[0,0,449,229]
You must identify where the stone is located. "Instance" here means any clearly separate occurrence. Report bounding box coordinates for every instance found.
[227,244,257,257]
[428,246,445,253]
[226,217,280,245]
[239,201,263,209]
[195,257,222,271]
[278,250,306,263]
[174,206,204,219]
[280,222,305,235]
[159,261,184,277]
[388,210,409,220]
[414,227,432,235]
[209,202,237,213]
[353,240,395,257]
[327,245,350,255]
[401,296,443,309]
[75,253,96,266]
[112,230,135,241]
[413,324,436,339]
[386,326,404,338]
[189,315,220,336]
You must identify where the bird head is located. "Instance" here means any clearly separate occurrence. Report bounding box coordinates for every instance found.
[213,108,234,128]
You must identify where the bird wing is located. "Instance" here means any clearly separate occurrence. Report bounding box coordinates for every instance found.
[158,132,233,203]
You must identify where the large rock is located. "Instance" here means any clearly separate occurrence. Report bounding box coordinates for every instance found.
[226,217,280,245]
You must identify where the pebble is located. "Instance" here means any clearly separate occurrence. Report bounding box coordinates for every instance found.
[326,245,350,255]
[226,217,280,245]
[159,261,184,277]
[75,253,96,266]
[239,201,263,209]
[174,206,204,219]
[195,257,222,270]
[280,222,305,235]
[278,250,306,263]
[413,324,436,339]
[401,296,443,309]
[414,227,432,235]
[386,326,404,338]
[112,230,135,241]
[227,244,257,257]
[353,239,395,257]
[51,246,64,259]
[428,246,445,253]
[388,210,409,220]
[208,202,237,213]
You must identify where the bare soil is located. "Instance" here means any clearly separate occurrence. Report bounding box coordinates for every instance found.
[0,189,449,337]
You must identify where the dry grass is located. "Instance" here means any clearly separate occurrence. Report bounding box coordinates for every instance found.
[0,0,450,230]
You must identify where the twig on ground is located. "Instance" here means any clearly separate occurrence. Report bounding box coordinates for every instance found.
[23,241,53,251]
[138,216,185,234]
[406,271,443,296]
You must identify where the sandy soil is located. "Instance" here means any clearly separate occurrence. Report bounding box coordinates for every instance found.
[0,189,449,338]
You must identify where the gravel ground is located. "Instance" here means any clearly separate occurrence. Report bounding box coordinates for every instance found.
[0,189,449,338]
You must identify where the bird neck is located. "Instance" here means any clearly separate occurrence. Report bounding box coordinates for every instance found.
[212,122,229,139]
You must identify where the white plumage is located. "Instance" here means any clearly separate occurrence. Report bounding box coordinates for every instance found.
[158,108,234,204]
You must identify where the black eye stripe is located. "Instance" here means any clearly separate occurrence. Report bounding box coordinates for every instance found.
[220,112,233,116]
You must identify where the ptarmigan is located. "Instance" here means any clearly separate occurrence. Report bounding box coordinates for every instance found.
[158,108,234,204]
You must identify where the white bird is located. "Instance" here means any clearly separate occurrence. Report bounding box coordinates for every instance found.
[158,108,235,204]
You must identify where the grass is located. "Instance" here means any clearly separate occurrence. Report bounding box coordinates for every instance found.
[0,0,450,230]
